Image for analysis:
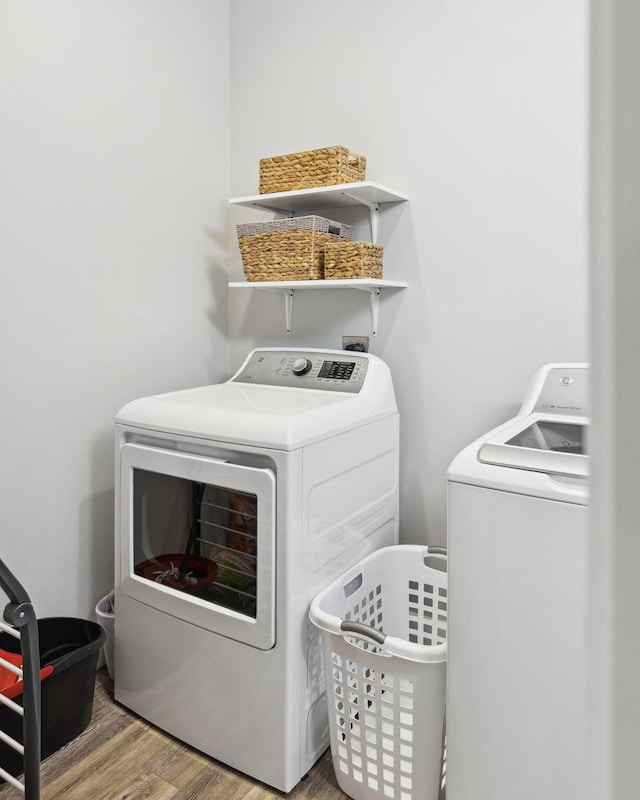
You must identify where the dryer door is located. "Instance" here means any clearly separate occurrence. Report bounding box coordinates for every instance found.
[120,443,276,650]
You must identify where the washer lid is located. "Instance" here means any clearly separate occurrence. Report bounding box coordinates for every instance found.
[478,413,589,477]
[116,348,397,449]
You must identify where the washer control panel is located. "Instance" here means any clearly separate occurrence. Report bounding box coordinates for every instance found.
[531,365,588,416]
[232,350,369,393]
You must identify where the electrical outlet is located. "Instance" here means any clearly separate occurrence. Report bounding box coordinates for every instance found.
[342,336,369,353]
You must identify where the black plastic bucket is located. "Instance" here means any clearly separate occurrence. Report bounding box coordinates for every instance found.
[0,617,105,778]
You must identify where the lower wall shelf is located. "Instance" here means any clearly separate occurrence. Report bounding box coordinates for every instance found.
[229,279,408,334]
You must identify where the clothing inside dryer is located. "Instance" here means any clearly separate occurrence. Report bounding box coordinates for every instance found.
[132,469,258,617]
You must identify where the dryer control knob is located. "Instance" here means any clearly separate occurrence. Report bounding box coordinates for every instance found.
[292,357,312,376]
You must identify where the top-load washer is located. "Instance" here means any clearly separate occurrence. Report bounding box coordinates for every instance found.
[446,363,589,800]
[113,347,399,792]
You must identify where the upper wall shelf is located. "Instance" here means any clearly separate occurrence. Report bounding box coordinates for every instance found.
[229,181,408,212]
[229,181,408,242]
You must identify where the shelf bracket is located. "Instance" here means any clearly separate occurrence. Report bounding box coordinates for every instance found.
[342,193,381,242]
[275,288,294,333]
[349,285,381,335]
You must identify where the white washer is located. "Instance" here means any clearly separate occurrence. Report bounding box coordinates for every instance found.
[446,363,589,800]
[114,348,399,792]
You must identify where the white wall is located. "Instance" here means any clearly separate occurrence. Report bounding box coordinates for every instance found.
[0,1,230,617]
[229,0,589,543]
[0,0,589,625]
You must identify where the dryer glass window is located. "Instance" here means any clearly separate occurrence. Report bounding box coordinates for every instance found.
[506,421,585,455]
[132,469,258,618]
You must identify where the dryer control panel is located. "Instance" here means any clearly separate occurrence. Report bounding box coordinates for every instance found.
[232,349,369,393]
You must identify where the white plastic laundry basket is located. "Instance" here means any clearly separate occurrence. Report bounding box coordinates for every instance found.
[309,545,447,800]
[95,591,114,679]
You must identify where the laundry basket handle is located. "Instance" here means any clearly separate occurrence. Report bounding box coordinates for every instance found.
[340,620,386,645]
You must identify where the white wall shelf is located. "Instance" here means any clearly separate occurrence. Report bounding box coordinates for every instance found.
[230,182,408,333]
[229,181,408,242]
[229,279,407,335]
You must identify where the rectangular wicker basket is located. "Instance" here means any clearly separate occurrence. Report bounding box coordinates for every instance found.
[259,146,366,194]
[323,240,384,280]
[236,216,353,282]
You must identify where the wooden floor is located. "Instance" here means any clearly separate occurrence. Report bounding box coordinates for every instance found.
[0,669,347,800]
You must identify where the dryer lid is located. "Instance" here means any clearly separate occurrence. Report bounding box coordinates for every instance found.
[116,348,397,449]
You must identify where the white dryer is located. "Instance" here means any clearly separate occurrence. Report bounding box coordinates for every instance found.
[446,363,589,800]
[113,348,399,792]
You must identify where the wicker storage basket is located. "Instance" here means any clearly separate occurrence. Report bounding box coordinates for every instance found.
[323,240,384,280]
[259,146,366,194]
[237,216,353,282]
